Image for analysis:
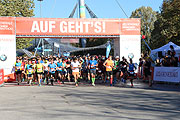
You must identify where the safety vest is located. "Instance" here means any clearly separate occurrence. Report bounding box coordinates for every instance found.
[36,63,43,73]
[105,60,114,71]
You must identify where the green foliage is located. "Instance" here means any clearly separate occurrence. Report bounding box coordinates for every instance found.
[0,0,35,49]
[151,0,180,49]
[130,6,157,52]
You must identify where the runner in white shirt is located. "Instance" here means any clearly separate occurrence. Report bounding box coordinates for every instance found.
[43,60,49,84]
[71,58,81,87]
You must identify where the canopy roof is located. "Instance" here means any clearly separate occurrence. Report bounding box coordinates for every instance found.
[151,42,180,55]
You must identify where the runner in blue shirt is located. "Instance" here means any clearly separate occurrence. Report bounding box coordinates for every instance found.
[89,56,98,86]
[128,59,136,87]
[25,60,33,86]
[48,59,57,85]
[15,58,22,85]
[57,58,62,84]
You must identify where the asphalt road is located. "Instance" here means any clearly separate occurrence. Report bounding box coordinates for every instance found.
[0,82,180,120]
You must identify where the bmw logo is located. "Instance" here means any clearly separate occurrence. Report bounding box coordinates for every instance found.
[128,53,134,59]
[0,54,7,61]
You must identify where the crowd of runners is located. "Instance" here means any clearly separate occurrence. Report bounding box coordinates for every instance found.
[14,55,152,87]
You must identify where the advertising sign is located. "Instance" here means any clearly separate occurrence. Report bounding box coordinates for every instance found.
[120,35,141,64]
[16,18,140,37]
[0,17,16,82]
[154,67,180,83]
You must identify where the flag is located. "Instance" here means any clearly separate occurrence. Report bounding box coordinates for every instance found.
[106,42,111,58]
[81,38,86,48]
[54,42,59,48]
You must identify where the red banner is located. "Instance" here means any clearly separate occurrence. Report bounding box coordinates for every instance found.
[15,18,140,36]
[0,17,15,35]
[0,69,4,86]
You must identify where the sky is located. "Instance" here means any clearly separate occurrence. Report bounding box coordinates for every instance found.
[34,0,164,18]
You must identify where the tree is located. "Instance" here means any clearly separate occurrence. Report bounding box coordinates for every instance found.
[0,0,35,49]
[130,6,157,52]
[151,0,180,49]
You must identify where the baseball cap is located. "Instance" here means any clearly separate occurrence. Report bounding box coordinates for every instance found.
[115,56,119,59]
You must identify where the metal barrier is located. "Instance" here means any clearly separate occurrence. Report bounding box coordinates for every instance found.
[0,69,4,86]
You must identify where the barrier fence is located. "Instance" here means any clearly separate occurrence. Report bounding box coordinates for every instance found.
[0,69,4,86]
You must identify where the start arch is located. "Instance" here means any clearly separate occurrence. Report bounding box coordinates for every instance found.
[0,17,141,81]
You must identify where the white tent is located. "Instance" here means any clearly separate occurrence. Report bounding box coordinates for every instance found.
[151,42,180,58]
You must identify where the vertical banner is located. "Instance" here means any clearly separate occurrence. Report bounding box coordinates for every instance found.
[81,38,86,48]
[106,41,111,58]
[0,17,16,82]
[120,35,141,64]
[0,69,4,86]
[119,19,141,64]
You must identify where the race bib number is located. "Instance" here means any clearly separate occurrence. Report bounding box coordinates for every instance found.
[21,66,24,69]
[107,66,111,68]
[28,69,32,73]
[130,71,134,74]
[16,66,21,70]
[51,68,55,72]
[37,68,42,72]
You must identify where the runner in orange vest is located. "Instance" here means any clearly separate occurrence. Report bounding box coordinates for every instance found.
[103,56,114,86]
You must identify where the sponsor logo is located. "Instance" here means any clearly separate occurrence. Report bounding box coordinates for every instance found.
[156,71,178,78]
[0,54,7,61]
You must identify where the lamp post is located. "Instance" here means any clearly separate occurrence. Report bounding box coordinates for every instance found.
[37,0,44,56]
[79,0,86,48]
[34,0,44,56]
[38,0,43,17]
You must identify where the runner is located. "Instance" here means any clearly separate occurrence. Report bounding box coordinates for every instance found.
[97,57,105,83]
[21,59,26,82]
[113,56,120,85]
[87,57,91,82]
[143,57,152,87]
[71,57,81,87]
[61,59,67,84]
[36,59,44,86]
[103,56,114,86]
[57,58,63,84]
[43,59,49,85]
[15,58,22,85]
[66,58,71,82]
[120,57,128,84]
[48,59,57,86]
[128,58,136,87]
[25,60,33,86]
[89,56,98,86]
[31,58,37,85]
[57,59,66,84]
